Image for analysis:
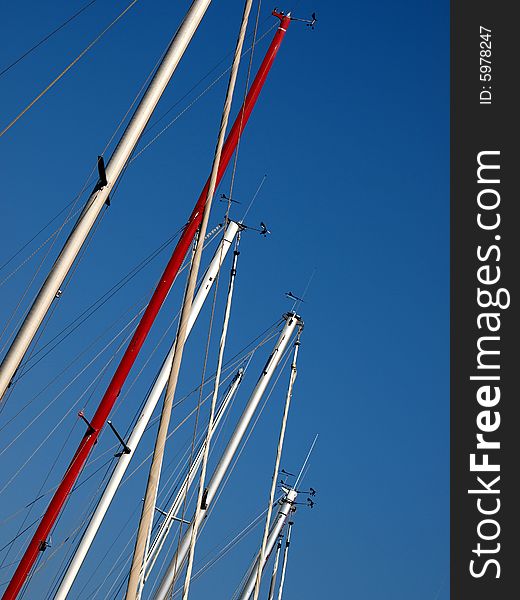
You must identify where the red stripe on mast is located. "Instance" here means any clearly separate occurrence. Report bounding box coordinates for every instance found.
[2,13,291,600]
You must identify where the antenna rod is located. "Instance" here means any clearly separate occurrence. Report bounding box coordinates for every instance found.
[2,14,291,597]
[0,0,215,403]
[152,314,301,600]
[53,222,240,600]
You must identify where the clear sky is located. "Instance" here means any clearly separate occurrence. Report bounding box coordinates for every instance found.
[0,1,448,599]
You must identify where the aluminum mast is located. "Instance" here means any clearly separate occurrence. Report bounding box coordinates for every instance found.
[2,14,291,598]
[145,233,242,597]
[267,536,283,600]
[142,370,243,584]
[276,520,294,600]
[236,489,297,600]
[0,0,215,403]
[53,222,240,600]
[152,313,302,600]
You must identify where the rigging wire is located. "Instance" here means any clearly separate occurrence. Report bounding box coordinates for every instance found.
[11,223,186,376]
[0,454,114,577]
[0,408,82,571]
[0,1,99,79]
[127,24,277,166]
[0,0,141,139]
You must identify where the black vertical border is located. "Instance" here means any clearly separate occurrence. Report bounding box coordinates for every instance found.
[451,2,518,598]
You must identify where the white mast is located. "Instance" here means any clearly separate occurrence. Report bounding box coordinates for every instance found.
[0,0,215,403]
[236,489,297,600]
[125,0,254,589]
[152,314,302,600]
[53,221,239,600]
[266,536,282,600]
[181,233,241,599]
[276,520,294,600]
[146,234,241,597]
[142,370,243,583]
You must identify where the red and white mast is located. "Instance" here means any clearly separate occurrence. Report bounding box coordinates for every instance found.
[1,12,292,599]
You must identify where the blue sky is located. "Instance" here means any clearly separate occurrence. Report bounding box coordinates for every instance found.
[0,1,448,599]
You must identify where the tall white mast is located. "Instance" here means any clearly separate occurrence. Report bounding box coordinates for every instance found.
[149,232,241,599]
[53,221,239,600]
[125,1,254,593]
[0,0,215,403]
[152,314,302,600]
[276,520,294,600]
[236,489,297,600]
[253,338,300,600]
[267,536,283,600]
[142,370,243,584]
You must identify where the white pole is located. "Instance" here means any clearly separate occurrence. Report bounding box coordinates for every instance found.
[152,314,302,600]
[0,0,214,403]
[143,236,241,589]
[236,490,297,600]
[253,339,299,600]
[143,369,243,583]
[276,521,294,600]
[53,221,238,600]
[181,232,241,600]
[125,0,253,586]
[267,536,282,600]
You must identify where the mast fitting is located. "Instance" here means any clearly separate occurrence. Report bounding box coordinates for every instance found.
[107,420,131,456]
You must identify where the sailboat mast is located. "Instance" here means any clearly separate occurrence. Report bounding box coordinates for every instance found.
[152,313,302,600]
[2,14,291,599]
[236,489,297,600]
[253,338,300,600]
[267,537,283,600]
[125,0,254,592]
[53,222,240,600]
[142,369,244,584]
[0,0,215,403]
[276,520,294,600]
